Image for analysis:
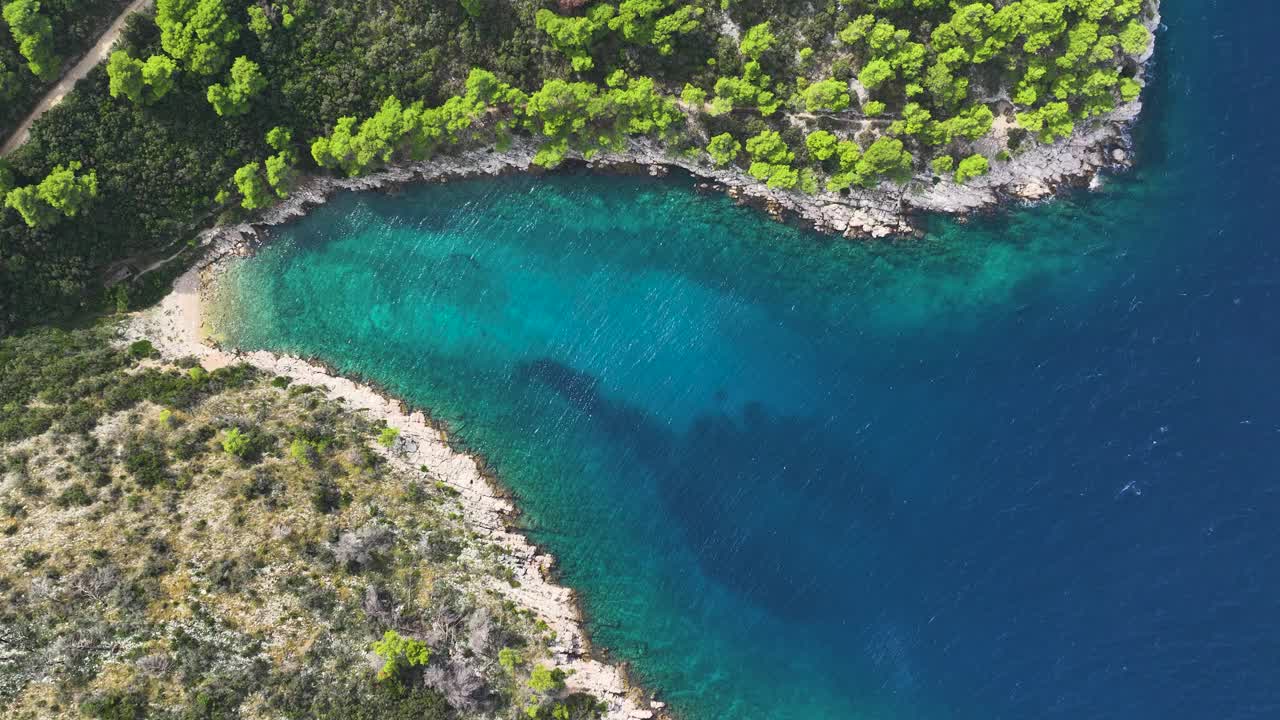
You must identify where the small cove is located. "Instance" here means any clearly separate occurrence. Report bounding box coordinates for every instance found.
[205,4,1280,719]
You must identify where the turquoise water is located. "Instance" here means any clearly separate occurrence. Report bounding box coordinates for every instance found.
[209,4,1280,719]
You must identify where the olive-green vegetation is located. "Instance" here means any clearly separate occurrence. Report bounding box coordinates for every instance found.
[0,324,606,719]
[0,0,1155,336]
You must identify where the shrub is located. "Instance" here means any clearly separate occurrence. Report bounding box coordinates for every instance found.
[289,438,318,465]
[128,340,156,359]
[124,436,169,488]
[954,154,990,184]
[528,664,567,694]
[81,690,149,720]
[372,630,431,686]
[221,427,251,457]
[377,427,400,448]
[54,482,93,508]
[19,549,48,569]
[309,478,344,514]
[498,647,524,672]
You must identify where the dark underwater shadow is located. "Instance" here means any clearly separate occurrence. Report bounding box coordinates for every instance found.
[514,356,903,623]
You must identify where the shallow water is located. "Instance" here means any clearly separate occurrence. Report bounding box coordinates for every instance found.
[208,3,1280,718]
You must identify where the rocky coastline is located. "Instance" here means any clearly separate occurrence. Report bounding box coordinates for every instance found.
[205,77,1151,246]
[208,0,1160,243]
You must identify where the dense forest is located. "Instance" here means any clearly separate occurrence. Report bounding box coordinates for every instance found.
[0,0,1155,335]
[1,0,134,135]
[0,326,611,719]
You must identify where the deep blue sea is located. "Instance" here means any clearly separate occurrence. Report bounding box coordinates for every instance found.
[207,3,1279,718]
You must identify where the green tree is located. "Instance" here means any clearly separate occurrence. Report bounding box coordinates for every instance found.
[1016,101,1074,143]
[858,58,893,90]
[264,153,295,196]
[156,0,241,75]
[680,83,706,106]
[3,164,96,230]
[705,133,740,166]
[826,140,865,192]
[739,21,776,60]
[856,137,912,183]
[37,161,98,218]
[109,52,177,104]
[5,185,56,228]
[930,155,955,175]
[498,647,524,672]
[264,126,297,197]
[141,55,178,101]
[892,102,933,138]
[805,130,839,161]
[536,5,614,72]
[1118,20,1150,55]
[233,162,273,209]
[802,78,851,112]
[288,438,318,465]
[377,426,400,447]
[745,130,798,189]
[954,153,989,183]
[709,61,780,116]
[933,103,994,144]
[838,15,876,46]
[3,0,58,80]
[608,0,701,55]
[1118,76,1141,102]
[207,56,266,117]
[648,4,702,55]
[311,94,434,176]
[107,51,145,103]
[247,5,271,38]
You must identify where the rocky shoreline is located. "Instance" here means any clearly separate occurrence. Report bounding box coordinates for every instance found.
[124,236,670,720]
[205,81,1149,245]
[218,0,1159,243]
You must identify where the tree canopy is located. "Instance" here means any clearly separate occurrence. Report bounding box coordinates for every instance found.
[156,0,241,75]
[207,56,266,116]
[3,0,57,80]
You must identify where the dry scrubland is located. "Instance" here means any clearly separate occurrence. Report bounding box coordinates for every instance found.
[0,326,622,720]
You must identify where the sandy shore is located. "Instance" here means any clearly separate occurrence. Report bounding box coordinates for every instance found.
[124,236,668,720]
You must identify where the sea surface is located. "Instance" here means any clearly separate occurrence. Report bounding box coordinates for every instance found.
[207,3,1279,719]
